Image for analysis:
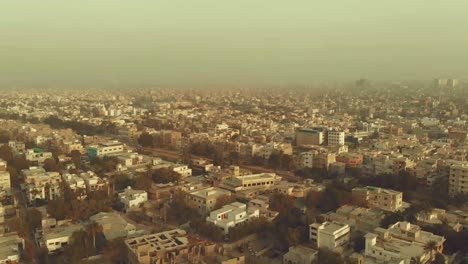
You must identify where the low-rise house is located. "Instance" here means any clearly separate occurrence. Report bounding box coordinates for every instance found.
[90,212,136,240]
[283,245,318,264]
[125,229,206,264]
[321,205,384,234]
[118,186,148,212]
[21,167,62,203]
[247,195,278,221]
[206,202,259,234]
[0,232,24,264]
[38,219,84,253]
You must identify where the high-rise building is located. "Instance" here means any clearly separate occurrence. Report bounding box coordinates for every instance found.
[328,131,345,146]
[296,129,323,146]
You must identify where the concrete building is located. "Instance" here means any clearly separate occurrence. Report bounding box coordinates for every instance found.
[364,222,445,264]
[62,173,87,200]
[220,173,282,192]
[321,205,384,234]
[247,195,279,221]
[299,151,316,169]
[186,186,232,214]
[87,141,124,159]
[309,221,350,252]
[313,153,336,170]
[296,129,324,146]
[90,212,136,240]
[125,229,194,264]
[38,219,84,253]
[449,161,468,195]
[118,186,148,212]
[352,186,403,212]
[21,167,62,203]
[283,245,318,264]
[206,202,259,234]
[25,148,53,165]
[336,153,363,168]
[0,232,24,264]
[0,159,10,193]
[328,131,345,146]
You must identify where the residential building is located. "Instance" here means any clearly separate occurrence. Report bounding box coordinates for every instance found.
[352,186,403,212]
[321,205,384,234]
[38,219,84,253]
[296,129,324,146]
[0,232,24,264]
[21,167,62,203]
[364,222,445,264]
[87,141,124,159]
[90,212,136,240]
[25,148,53,165]
[283,245,318,264]
[313,153,336,170]
[220,173,282,192]
[449,161,468,195]
[63,140,84,154]
[206,202,259,234]
[336,153,363,168]
[309,221,350,252]
[247,195,279,221]
[118,186,148,212]
[186,186,232,214]
[328,131,345,146]
[125,229,204,264]
[62,173,87,200]
[299,151,316,168]
[0,160,10,193]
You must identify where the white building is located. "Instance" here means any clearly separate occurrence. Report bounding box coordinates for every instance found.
[62,173,87,199]
[25,149,53,165]
[328,131,345,146]
[21,167,62,203]
[309,221,350,252]
[152,158,192,177]
[38,219,84,253]
[118,187,148,212]
[364,222,445,264]
[206,202,259,234]
[87,141,124,159]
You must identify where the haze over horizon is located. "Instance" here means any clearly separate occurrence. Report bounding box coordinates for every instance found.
[1,0,468,87]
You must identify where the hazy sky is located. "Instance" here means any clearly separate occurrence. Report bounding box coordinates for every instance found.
[1,1,467,87]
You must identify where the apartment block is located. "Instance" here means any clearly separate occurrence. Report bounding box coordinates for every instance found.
[352,186,403,212]
[296,129,324,146]
[309,221,350,252]
[449,161,468,195]
[328,131,345,146]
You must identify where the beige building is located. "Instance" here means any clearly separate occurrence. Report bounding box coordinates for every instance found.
[220,173,282,192]
[449,161,468,195]
[283,245,318,264]
[309,221,350,252]
[352,186,403,212]
[364,222,445,264]
[186,186,231,214]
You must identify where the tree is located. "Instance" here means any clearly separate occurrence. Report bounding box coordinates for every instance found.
[152,168,181,184]
[138,132,154,147]
[26,208,43,231]
[432,253,445,264]
[102,238,128,264]
[86,221,103,254]
[424,240,438,262]
[43,158,59,172]
[70,150,82,169]
[317,248,344,264]
[213,194,234,210]
[0,145,13,163]
[317,187,351,213]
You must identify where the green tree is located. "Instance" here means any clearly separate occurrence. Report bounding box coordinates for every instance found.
[317,248,344,264]
[138,132,154,147]
[424,240,438,262]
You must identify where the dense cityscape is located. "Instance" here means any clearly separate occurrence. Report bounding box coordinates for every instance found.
[0,79,466,264]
